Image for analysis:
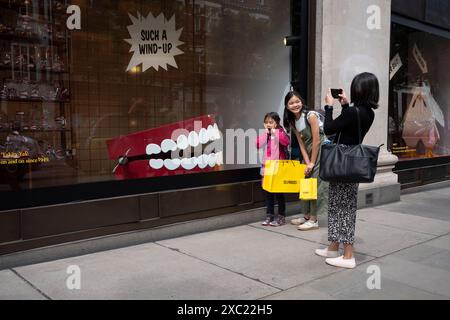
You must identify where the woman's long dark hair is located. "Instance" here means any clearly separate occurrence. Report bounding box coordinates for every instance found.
[350,72,379,109]
[283,91,310,131]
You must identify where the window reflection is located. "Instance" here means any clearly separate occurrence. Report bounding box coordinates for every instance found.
[0,0,289,190]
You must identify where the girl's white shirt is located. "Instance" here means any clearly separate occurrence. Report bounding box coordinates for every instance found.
[295,111,324,132]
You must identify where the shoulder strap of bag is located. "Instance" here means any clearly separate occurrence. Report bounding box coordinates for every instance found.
[289,127,292,160]
[301,110,313,129]
[355,106,362,144]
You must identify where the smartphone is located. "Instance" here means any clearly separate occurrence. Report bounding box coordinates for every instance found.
[331,88,343,99]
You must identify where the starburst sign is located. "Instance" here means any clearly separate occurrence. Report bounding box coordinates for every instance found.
[125,12,184,72]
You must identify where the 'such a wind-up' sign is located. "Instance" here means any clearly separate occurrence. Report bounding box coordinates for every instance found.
[125,12,184,72]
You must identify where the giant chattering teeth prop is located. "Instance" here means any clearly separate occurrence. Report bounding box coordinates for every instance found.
[107,115,223,179]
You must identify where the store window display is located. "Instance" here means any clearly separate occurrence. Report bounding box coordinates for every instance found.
[0,0,290,191]
[389,23,450,160]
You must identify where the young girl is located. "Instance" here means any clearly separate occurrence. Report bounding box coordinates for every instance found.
[256,112,290,227]
[283,91,329,231]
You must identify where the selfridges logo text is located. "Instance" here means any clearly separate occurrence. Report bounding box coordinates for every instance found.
[125,12,184,72]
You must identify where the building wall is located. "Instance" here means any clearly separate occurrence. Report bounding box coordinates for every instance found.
[1,0,408,257]
[316,0,400,205]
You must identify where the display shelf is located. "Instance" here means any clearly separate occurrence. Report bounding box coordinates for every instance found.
[0,98,69,103]
[0,1,68,17]
[0,1,73,169]
[0,33,67,45]
[0,128,71,133]
[0,66,69,74]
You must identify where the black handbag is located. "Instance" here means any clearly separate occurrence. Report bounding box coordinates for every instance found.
[319,107,382,183]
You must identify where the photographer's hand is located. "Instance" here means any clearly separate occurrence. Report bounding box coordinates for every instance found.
[338,89,349,105]
[325,89,334,106]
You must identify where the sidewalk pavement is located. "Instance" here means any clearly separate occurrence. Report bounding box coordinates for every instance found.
[1,186,449,300]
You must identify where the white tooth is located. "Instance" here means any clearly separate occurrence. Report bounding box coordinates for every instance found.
[161,139,177,153]
[149,159,164,169]
[207,125,215,142]
[177,134,189,150]
[188,131,200,148]
[164,159,181,170]
[181,157,197,170]
[208,153,217,167]
[215,151,223,165]
[213,124,221,140]
[146,144,161,155]
[197,154,209,169]
[198,128,209,144]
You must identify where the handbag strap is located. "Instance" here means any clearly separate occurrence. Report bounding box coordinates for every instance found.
[355,106,362,144]
[336,132,342,144]
[289,126,292,160]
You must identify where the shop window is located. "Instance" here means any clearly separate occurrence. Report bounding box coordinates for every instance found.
[389,22,450,161]
[0,0,291,193]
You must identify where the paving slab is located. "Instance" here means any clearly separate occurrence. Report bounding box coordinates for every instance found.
[374,255,450,298]
[260,284,336,300]
[375,194,450,221]
[263,264,447,300]
[425,235,450,251]
[351,220,434,257]
[408,187,450,198]
[14,243,279,300]
[0,269,46,300]
[390,243,450,271]
[158,225,374,290]
[401,188,450,202]
[358,208,450,236]
[269,242,450,300]
[251,215,434,258]
[249,215,331,246]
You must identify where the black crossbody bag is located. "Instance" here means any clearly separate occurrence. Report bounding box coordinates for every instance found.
[319,107,382,183]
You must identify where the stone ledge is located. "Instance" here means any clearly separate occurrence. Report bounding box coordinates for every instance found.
[358,183,401,209]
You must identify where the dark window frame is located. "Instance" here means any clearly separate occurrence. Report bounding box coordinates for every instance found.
[392,14,450,39]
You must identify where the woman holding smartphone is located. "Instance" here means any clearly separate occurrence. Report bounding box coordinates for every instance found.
[315,72,378,268]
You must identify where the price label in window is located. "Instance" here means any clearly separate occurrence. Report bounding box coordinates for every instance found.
[389,53,403,80]
[124,12,184,72]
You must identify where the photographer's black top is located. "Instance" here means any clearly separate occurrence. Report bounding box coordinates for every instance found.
[323,104,375,145]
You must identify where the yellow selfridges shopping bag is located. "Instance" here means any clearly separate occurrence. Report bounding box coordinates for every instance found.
[263,160,305,193]
[299,178,318,200]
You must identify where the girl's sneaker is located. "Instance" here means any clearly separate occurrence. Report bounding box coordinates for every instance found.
[269,215,286,227]
[298,219,319,231]
[262,215,274,226]
[291,216,309,225]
